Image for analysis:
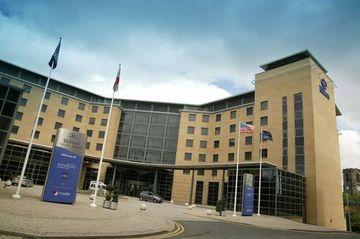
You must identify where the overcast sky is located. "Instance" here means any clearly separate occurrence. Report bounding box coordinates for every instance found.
[0,0,359,169]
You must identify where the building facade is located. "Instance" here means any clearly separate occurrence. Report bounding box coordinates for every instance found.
[0,50,345,230]
[343,168,360,194]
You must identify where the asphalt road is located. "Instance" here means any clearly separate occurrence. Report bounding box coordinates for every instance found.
[174,221,360,239]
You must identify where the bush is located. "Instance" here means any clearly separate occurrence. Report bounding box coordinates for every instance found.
[216,200,225,212]
[349,207,360,232]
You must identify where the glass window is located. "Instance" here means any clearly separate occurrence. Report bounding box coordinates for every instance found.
[19,98,27,107]
[245,136,252,145]
[260,116,268,126]
[188,114,196,122]
[186,139,193,147]
[201,127,208,135]
[228,153,235,161]
[149,125,164,137]
[200,140,207,149]
[245,151,252,161]
[96,143,103,151]
[78,102,85,110]
[16,112,23,121]
[261,101,268,110]
[187,126,195,134]
[92,105,98,113]
[45,91,51,100]
[38,117,44,126]
[75,114,82,122]
[184,152,192,161]
[216,114,221,122]
[34,131,40,139]
[41,104,47,112]
[130,136,146,148]
[151,114,166,125]
[11,125,19,134]
[86,142,90,149]
[197,169,204,176]
[212,169,217,177]
[89,117,95,125]
[213,154,219,162]
[61,97,69,105]
[103,106,110,114]
[54,122,62,129]
[229,124,236,133]
[2,101,16,117]
[23,84,31,93]
[202,115,209,122]
[147,138,162,149]
[214,140,220,148]
[215,127,221,135]
[72,127,80,132]
[261,149,268,158]
[133,124,148,135]
[101,119,108,126]
[98,131,105,138]
[57,109,66,118]
[51,135,56,143]
[183,169,190,175]
[199,154,206,162]
[86,130,93,137]
[246,107,253,116]
[134,112,150,124]
[0,116,11,130]
[166,126,178,138]
[229,138,235,147]
[230,110,237,119]
[164,139,177,151]
[6,88,20,102]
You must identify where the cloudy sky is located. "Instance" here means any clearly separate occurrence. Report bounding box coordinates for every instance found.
[0,0,359,169]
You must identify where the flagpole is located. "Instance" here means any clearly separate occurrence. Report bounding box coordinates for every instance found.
[12,68,53,199]
[91,65,119,207]
[233,122,242,217]
[257,128,263,215]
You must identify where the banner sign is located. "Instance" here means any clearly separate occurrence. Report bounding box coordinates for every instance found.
[319,79,330,99]
[241,173,254,216]
[42,128,86,204]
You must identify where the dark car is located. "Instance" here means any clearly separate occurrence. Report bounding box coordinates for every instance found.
[139,191,163,203]
[11,176,34,187]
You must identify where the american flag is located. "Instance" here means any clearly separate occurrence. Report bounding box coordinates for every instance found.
[113,64,121,92]
[240,122,255,133]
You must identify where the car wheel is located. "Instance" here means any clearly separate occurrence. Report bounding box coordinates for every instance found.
[139,196,143,201]
[153,199,157,203]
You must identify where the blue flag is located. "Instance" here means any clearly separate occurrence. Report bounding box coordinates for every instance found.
[261,130,273,141]
[48,38,62,69]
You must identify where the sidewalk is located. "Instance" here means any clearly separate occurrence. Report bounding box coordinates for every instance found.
[0,185,173,238]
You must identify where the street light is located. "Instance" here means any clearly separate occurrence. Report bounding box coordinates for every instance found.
[345,186,352,232]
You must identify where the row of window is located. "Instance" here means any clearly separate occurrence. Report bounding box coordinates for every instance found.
[183,169,219,176]
[183,149,268,162]
[185,136,253,148]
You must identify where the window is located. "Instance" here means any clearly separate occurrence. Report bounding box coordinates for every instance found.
[212,169,217,177]
[261,101,268,110]
[98,131,105,138]
[11,125,19,134]
[54,122,62,129]
[16,112,23,121]
[92,105,98,113]
[202,115,209,122]
[38,117,44,126]
[245,151,252,161]
[19,98,27,107]
[216,114,221,122]
[229,124,236,133]
[261,149,268,158]
[187,126,195,134]
[183,169,190,175]
[213,154,219,162]
[86,130,93,137]
[228,153,235,162]
[86,142,90,149]
[230,110,236,119]
[201,127,208,136]
[188,114,196,122]
[103,106,110,114]
[184,152,192,161]
[78,102,85,110]
[75,114,82,122]
[260,116,268,126]
[57,109,66,118]
[72,127,80,132]
[199,154,206,162]
[61,97,69,105]
[41,104,47,112]
[246,121,253,125]
[51,135,56,143]
[23,84,31,93]
[215,127,221,135]
[197,169,204,176]
[34,131,40,139]
[245,136,252,145]
[45,91,51,100]
[246,107,253,116]
[186,139,193,147]
[200,141,207,149]
[101,119,108,126]
[229,138,235,147]
[89,117,95,125]
[214,140,220,148]
[96,143,103,151]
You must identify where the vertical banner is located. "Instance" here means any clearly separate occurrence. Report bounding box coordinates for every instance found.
[241,173,254,216]
[42,128,86,204]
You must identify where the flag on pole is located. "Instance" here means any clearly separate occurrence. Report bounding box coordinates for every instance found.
[48,38,62,69]
[113,65,121,92]
[240,122,255,133]
[262,130,273,141]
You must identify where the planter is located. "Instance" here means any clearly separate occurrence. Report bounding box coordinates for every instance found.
[5,180,12,187]
[103,200,111,209]
[109,201,118,210]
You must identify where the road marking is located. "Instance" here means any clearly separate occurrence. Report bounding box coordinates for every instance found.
[133,221,184,239]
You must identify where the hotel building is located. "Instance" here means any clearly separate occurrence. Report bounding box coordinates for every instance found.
[0,50,345,230]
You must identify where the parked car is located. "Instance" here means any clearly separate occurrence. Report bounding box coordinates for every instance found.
[89,181,107,195]
[11,176,34,187]
[139,191,163,203]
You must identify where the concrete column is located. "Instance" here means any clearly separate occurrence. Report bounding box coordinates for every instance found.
[189,169,195,205]
[153,169,158,193]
